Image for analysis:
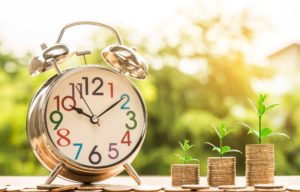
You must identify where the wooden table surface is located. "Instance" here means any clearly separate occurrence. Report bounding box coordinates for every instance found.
[0,176,299,187]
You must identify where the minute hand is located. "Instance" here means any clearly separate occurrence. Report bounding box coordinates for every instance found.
[97,97,124,118]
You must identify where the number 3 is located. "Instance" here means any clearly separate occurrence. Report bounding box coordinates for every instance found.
[126,111,137,130]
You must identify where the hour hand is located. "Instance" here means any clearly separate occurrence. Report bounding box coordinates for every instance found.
[70,105,93,119]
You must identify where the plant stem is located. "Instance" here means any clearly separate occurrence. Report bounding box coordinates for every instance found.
[220,136,223,158]
[184,149,187,164]
[258,115,262,144]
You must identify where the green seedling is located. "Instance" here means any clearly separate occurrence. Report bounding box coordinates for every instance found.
[176,139,199,164]
[206,122,242,157]
[242,93,289,144]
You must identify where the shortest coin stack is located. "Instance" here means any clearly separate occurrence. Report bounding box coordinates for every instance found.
[207,157,236,187]
[171,164,199,186]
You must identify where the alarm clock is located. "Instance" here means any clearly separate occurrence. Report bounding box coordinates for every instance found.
[26,21,148,184]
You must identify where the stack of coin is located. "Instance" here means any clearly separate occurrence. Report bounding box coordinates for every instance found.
[245,144,275,186]
[171,164,199,186]
[207,157,236,187]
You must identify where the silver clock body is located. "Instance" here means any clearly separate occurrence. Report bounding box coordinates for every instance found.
[26,65,147,183]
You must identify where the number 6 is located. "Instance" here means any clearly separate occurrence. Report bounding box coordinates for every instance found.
[88,145,102,165]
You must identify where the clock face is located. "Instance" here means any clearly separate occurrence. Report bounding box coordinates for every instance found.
[45,66,146,168]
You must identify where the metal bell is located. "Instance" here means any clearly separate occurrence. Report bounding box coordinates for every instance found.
[28,44,75,76]
[102,45,148,79]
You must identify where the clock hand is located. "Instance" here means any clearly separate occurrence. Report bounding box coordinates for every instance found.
[75,86,95,116]
[75,86,100,126]
[97,97,124,118]
[70,105,93,119]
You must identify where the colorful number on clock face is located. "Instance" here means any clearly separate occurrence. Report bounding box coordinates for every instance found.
[45,67,146,168]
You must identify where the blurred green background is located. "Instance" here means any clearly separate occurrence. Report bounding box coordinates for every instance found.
[1,1,300,176]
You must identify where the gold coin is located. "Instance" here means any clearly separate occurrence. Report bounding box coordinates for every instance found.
[51,184,80,192]
[254,184,284,189]
[20,189,49,192]
[36,185,64,190]
[79,184,105,190]
[0,186,6,192]
[197,188,224,192]
[133,185,162,192]
[255,188,286,192]
[225,187,255,192]
[74,190,102,192]
[104,185,132,192]
[218,186,246,190]
[181,185,210,190]
[6,186,25,192]
[164,187,191,192]
[287,186,300,191]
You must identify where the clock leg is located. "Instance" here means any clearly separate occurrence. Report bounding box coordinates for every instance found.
[45,162,64,184]
[123,163,141,185]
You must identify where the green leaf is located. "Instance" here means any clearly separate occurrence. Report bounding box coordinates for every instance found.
[183,139,190,151]
[224,129,232,137]
[212,124,220,139]
[176,154,185,162]
[206,142,221,153]
[185,155,192,162]
[178,141,184,151]
[264,104,279,113]
[188,144,195,150]
[240,122,259,137]
[189,158,199,162]
[269,132,290,139]
[257,94,267,116]
[226,149,243,155]
[221,146,231,155]
[219,122,226,138]
[261,128,273,139]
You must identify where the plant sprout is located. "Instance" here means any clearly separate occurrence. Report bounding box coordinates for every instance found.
[206,122,242,157]
[177,139,199,164]
[242,93,289,144]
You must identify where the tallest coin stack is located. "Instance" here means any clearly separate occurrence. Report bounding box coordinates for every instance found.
[245,144,275,185]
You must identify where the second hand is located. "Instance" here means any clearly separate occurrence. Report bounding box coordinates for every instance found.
[75,86,100,126]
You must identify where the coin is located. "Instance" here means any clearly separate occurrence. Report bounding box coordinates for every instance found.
[255,188,286,192]
[79,184,105,190]
[104,185,132,192]
[164,187,191,192]
[181,185,210,190]
[6,186,25,192]
[218,185,246,190]
[37,184,64,190]
[133,185,162,192]
[0,186,6,192]
[51,184,80,192]
[197,188,224,192]
[226,187,255,192]
[74,190,102,192]
[20,188,49,192]
[254,184,284,189]
[287,186,300,191]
